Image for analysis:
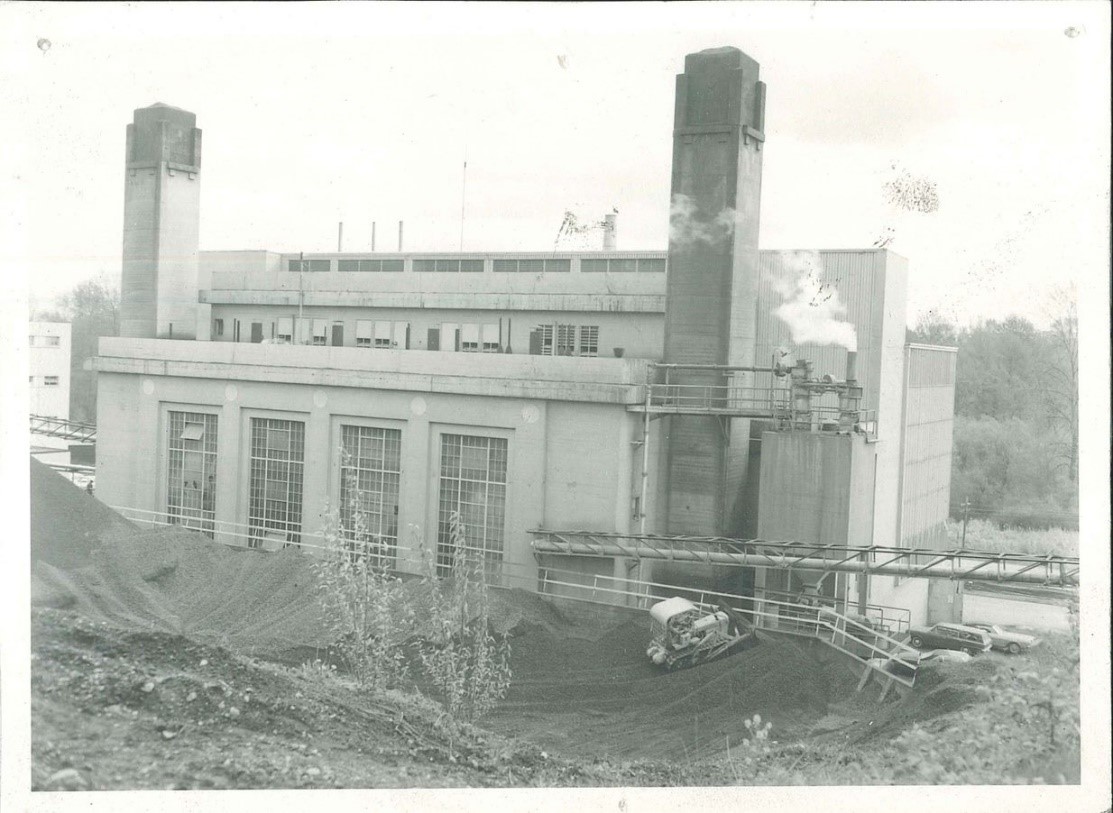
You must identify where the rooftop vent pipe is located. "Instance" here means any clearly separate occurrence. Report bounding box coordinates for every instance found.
[603,212,617,251]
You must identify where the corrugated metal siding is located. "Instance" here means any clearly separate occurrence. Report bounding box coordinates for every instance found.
[900,346,957,549]
[756,251,887,414]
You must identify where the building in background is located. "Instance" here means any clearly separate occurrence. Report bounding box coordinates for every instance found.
[29,321,74,466]
[91,47,959,626]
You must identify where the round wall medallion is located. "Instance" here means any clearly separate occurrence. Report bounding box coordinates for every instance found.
[313,390,328,409]
[410,396,427,416]
[225,384,238,402]
[521,405,540,424]
[141,379,155,396]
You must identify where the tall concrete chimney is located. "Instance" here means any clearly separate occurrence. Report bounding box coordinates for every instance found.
[371,221,376,251]
[398,220,404,251]
[338,221,344,252]
[603,212,618,251]
[662,47,766,536]
[120,103,202,339]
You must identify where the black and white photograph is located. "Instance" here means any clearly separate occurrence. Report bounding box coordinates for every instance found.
[1,2,1109,811]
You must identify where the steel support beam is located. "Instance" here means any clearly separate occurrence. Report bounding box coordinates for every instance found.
[530,530,1079,587]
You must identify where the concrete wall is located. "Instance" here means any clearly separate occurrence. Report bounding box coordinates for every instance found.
[29,322,71,419]
[93,344,645,589]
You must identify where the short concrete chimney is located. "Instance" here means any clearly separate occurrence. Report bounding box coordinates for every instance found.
[603,212,617,251]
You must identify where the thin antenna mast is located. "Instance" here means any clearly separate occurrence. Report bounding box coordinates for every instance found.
[459,148,468,251]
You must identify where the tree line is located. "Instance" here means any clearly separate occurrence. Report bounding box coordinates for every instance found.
[909,289,1078,529]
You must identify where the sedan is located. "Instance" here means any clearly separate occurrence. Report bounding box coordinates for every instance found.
[907,622,992,655]
[965,623,1041,655]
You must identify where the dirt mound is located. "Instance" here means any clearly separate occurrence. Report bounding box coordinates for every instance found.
[490,629,847,761]
[30,457,136,570]
[31,526,330,658]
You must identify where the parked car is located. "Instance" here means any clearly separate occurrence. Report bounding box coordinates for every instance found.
[871,647,973,678]
[965,623,1041,655]
[907,622,992,655]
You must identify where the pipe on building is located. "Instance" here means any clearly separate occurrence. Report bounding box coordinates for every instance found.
[372,221,376,251]
[398,220,404,251]
[603,212,617,251]
[338,221,344,252]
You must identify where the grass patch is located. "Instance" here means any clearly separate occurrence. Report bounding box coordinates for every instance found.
[946,519,1078,557]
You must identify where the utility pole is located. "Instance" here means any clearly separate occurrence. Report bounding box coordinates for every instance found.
[960,497,971,549]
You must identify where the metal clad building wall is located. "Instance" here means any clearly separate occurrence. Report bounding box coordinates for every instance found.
[900,345,957,550]
[755,250,887,412]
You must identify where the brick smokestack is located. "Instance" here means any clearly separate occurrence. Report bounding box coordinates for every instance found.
[662,47,766,536]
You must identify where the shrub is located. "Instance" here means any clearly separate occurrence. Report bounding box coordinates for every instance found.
[311,461,416,692]
[416,511,512,723]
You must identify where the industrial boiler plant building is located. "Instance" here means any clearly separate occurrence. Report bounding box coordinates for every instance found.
[91,47,959,626]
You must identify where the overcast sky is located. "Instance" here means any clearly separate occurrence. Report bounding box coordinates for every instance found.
[2,2,1109,328]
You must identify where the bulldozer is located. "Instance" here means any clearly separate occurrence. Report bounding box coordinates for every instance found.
[645,596,758,670]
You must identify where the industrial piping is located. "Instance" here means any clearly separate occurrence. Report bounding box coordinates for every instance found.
[530,533,1080,586]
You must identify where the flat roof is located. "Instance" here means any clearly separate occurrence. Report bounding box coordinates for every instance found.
[90,338,649,406]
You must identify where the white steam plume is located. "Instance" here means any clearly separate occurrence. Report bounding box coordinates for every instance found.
[771,251,857,352]
[669,193,736,247]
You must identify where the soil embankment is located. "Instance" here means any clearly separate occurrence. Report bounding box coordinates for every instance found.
[31,457,993,776]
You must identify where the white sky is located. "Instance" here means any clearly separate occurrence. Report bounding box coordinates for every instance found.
[2,2,1110,329]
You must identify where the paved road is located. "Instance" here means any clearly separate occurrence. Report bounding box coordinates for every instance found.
[962,591,1071,632]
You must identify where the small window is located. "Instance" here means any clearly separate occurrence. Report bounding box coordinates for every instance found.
[578,325,599,357]
[537,325,553,355]
[518,259,543,274]
[44,376,60,386]
[492,259,517,273]
[180,422,206,441]
[337,259,361,273]
[435,259,460,273]
[374,321,392,348]
[276,317,293,342]
[288,259,330,272]
[544,259,571,273]
[609,258,637,273]
[556,325,575,355]
[380,259,404,273]
[638,258,666,273]
[461,323,480,352]
[312,319,328,346]
[355,320,373,347]
[213,318,224,337]
[481,323,500,353]
[44,335,61,347]
[581,259,607,273]
[460,259,484,273]
[413,259,436,273]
